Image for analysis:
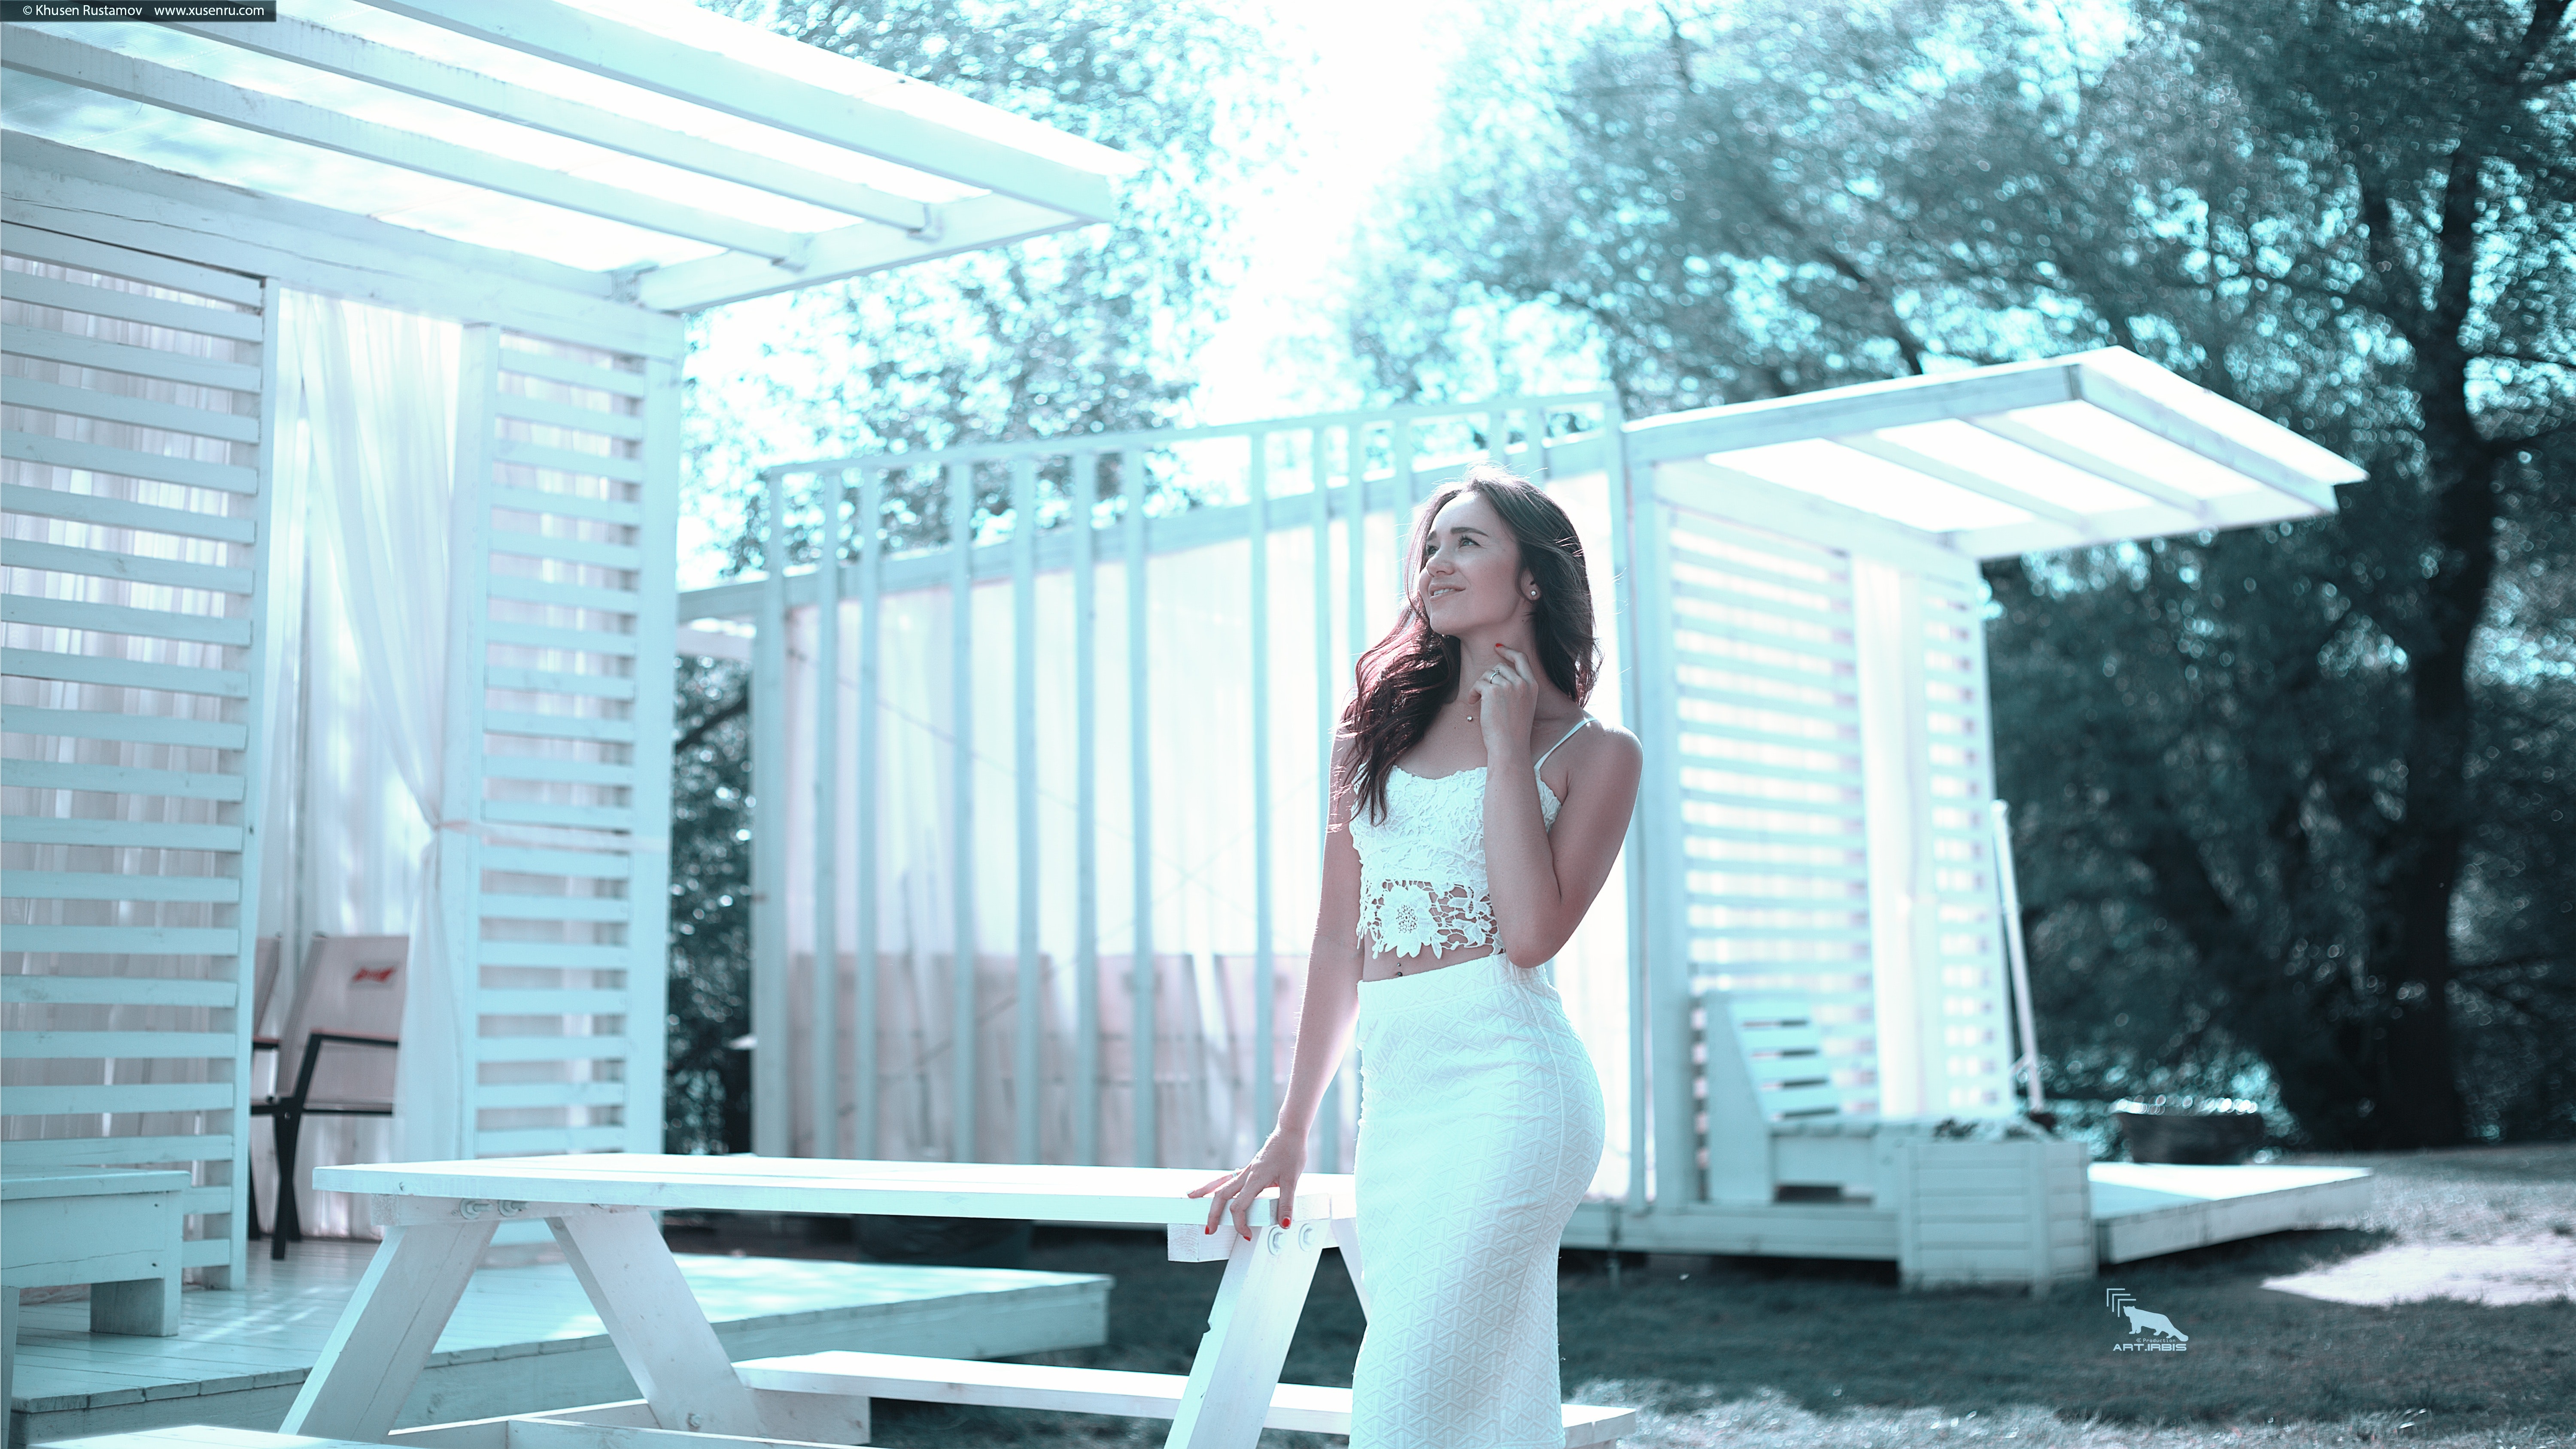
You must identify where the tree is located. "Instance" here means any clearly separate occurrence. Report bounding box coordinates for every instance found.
[1349,0,2576,1146]
[665,655,754,1154]
[699,0,1276,567]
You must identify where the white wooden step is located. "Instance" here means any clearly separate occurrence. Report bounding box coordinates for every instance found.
[36,1428,382,1449]
[739,1350,1636,1446]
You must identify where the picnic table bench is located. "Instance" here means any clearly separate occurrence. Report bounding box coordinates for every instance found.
[274,1155,1630,1449]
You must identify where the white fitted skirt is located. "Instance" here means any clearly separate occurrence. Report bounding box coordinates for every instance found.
[1349,952,1606,1449]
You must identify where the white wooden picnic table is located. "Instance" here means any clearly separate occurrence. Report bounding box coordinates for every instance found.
[288,1155,1370,1449]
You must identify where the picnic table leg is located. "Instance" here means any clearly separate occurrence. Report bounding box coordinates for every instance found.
[550,1210,768,1438]
[279,1218,499,1441]
[1165,1224,1325,1449]
[1331,1215,1371,1320]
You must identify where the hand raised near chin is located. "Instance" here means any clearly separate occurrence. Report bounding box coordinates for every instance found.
[1471,642,1539,755]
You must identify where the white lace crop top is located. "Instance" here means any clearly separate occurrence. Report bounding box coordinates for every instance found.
[1348,718,1589,959]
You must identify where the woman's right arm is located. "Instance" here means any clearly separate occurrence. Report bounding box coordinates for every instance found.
[1190,736,1364,1239]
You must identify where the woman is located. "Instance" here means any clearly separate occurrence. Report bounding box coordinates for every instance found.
[1192,465,1643,1446]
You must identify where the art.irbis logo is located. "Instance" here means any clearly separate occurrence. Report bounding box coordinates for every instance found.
[2106,1288,2188,1352]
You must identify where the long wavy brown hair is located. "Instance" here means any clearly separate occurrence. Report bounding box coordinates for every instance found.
[1339,466,1600,824]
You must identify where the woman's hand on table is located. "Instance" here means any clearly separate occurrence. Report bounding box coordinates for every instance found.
[1188,1131,1305,1241]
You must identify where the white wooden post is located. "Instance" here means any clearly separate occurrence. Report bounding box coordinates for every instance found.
[1308,429,1338,1173]
[811,471,841,1157]
[439,325,497,1173]
[1123,447,1156,1166]
[630,349,683,1157]
[207,278,287,1284]
[854,468,883,1158]
[948,462,979,1160]
[1598,399,1652,1214]
[752,468,790,1155]
[1011,454,1042,1163]
[1248,435,1275,1139]
[1855,561,1929,1117]
[1072,451,1102,1166]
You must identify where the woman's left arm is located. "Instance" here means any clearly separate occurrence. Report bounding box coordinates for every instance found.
[1477,647,1644,967]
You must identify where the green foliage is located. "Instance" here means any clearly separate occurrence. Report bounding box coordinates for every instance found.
[666,655,753,1154]
[1348,0,2576,1145]
[695,0,1276,565]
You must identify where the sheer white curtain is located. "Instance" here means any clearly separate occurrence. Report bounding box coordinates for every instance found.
[255,292,463,1233]
[778,471,1632,1195]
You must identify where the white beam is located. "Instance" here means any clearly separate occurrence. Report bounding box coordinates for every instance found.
[1947,489,2324,561]
[5,137,672,351]
[2072,364,2357,509]
[0,29,802,260]
[1625,364,2081,465]
[634,194,1072,312]
[1654,457,1986,583]
[1833,433,2094,529]
[1967,415,2214,518]
[169,16,934,235]
[364,0,1121,222]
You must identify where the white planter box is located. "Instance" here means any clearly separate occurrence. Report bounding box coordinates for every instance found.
[1893,1138,2096,1294]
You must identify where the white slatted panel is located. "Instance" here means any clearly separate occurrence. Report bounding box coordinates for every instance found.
[1918,576,2012,1112]
[465,331,673,1157]
[1662,507,1879,1115]
[0,229,277,1285]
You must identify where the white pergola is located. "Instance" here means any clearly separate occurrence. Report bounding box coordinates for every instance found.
[1,0,1126,1287]
[3,0,1128,311]
[1609,348,2363,1246]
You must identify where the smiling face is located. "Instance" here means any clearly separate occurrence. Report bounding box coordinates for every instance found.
[1416,489,1533,637]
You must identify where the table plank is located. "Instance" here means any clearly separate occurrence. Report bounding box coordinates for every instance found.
[313,1157,1354,1229]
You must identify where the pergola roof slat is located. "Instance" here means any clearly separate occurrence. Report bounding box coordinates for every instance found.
[1834,433,2093,529]
[1625,349,2366,564]
[635,193,1076,313]
[168,15,935,236]
[2072,366,2353,509]
[3,28,804,261]
[369,0,1121,224]
[1966,414,2212,517]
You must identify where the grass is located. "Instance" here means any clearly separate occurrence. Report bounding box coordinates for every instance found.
[696,1144,2576,1448]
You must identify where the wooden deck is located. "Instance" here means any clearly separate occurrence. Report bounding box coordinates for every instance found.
[6,1242,1108,1449]
[2088,1162,2374,1264]
[1563,1161,2376,1266]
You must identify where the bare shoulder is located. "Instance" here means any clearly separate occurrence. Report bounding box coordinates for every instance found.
[1572,720,1643,781]
[1543,718,1643,806]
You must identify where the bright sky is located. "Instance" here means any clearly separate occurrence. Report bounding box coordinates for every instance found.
[1185,0,1477,423]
